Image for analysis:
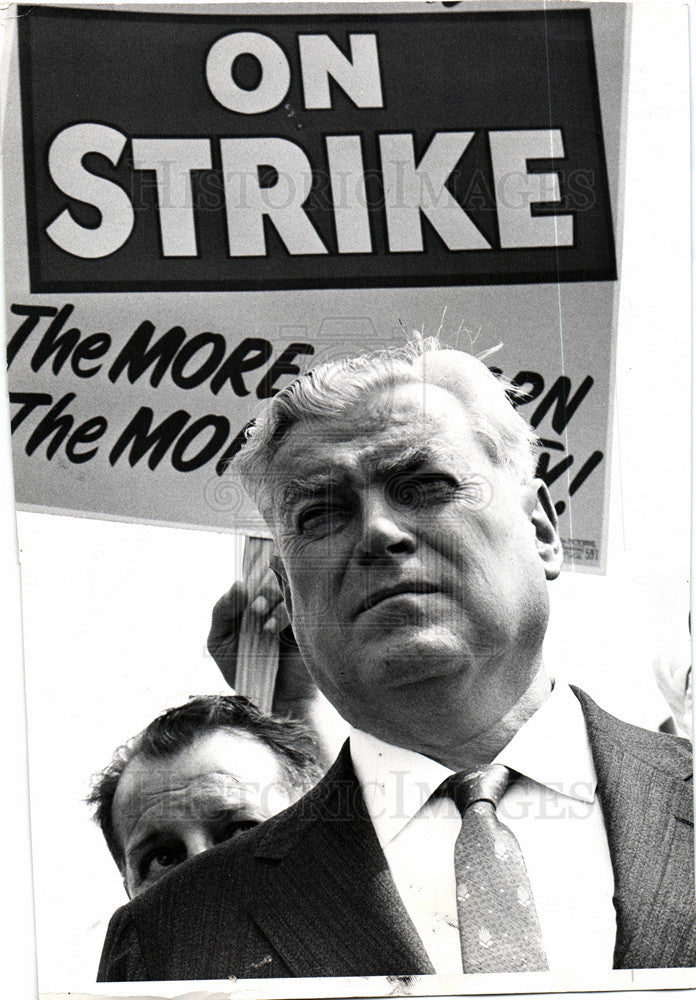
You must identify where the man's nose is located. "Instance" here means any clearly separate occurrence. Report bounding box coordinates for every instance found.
[357,489,416,560]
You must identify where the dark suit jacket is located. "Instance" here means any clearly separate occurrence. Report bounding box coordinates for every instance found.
[98,688,695,981]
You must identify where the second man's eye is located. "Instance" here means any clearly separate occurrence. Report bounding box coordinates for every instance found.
[154,848,180,867]
[140,841,186,881]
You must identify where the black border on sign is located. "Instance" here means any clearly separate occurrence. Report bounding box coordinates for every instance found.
[16,4,617,293]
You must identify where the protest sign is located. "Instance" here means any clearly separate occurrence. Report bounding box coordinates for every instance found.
[4,1,626,569]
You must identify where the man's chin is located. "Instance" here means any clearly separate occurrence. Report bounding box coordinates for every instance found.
[358,629,468,689]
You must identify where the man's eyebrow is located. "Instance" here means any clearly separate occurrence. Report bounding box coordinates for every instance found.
[276,447,452,515]
[370,446,444,479]
[207,803,265,823]
[343,442,443,482]
[128,829,165,860]
[278,475,342,515]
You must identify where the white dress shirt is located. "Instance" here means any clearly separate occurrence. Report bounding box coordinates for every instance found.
[350,683,617,974]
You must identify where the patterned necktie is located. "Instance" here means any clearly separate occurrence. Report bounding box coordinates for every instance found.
[442,763,549,973]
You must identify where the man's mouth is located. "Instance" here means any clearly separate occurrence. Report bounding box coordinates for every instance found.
[356,582,440,616]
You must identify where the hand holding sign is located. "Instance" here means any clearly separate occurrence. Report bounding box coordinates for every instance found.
[207,574,286,688]
[207,553,317,717]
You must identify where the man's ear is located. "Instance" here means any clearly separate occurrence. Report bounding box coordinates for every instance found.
[524,479,563,580]
[269,550,293,620]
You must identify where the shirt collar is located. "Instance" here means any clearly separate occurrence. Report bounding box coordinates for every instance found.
[350,727,453,848]
[350,682,597,849]
[494,681,597,804]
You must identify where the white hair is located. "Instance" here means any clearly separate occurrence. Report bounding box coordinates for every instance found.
[236,336,538,521]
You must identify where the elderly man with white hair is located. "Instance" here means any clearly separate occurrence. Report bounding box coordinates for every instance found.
[98,339,694,982]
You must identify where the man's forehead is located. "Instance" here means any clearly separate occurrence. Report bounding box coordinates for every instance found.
[113,731,283,840]
[277,381,472,460]
[118,766,255,811]
[114,765,235,818]
[114,763,272,853]
[268,387,478,496]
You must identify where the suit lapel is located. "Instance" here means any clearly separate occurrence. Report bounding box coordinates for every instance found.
[247,744,435,978]
[243,693,694,975]
[573,687,695,969]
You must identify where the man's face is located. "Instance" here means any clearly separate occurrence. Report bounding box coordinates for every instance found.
[270,381,559,741]
[112,729,295,898]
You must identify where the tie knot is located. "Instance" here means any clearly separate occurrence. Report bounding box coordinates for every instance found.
[443,762,511,814]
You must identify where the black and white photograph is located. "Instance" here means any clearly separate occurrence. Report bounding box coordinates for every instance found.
[0,1,693,996]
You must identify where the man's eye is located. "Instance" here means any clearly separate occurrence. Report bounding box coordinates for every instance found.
[140,842,186,881]
[297,502,346,534]
[298,504,328,529]
[388,474,458,508]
